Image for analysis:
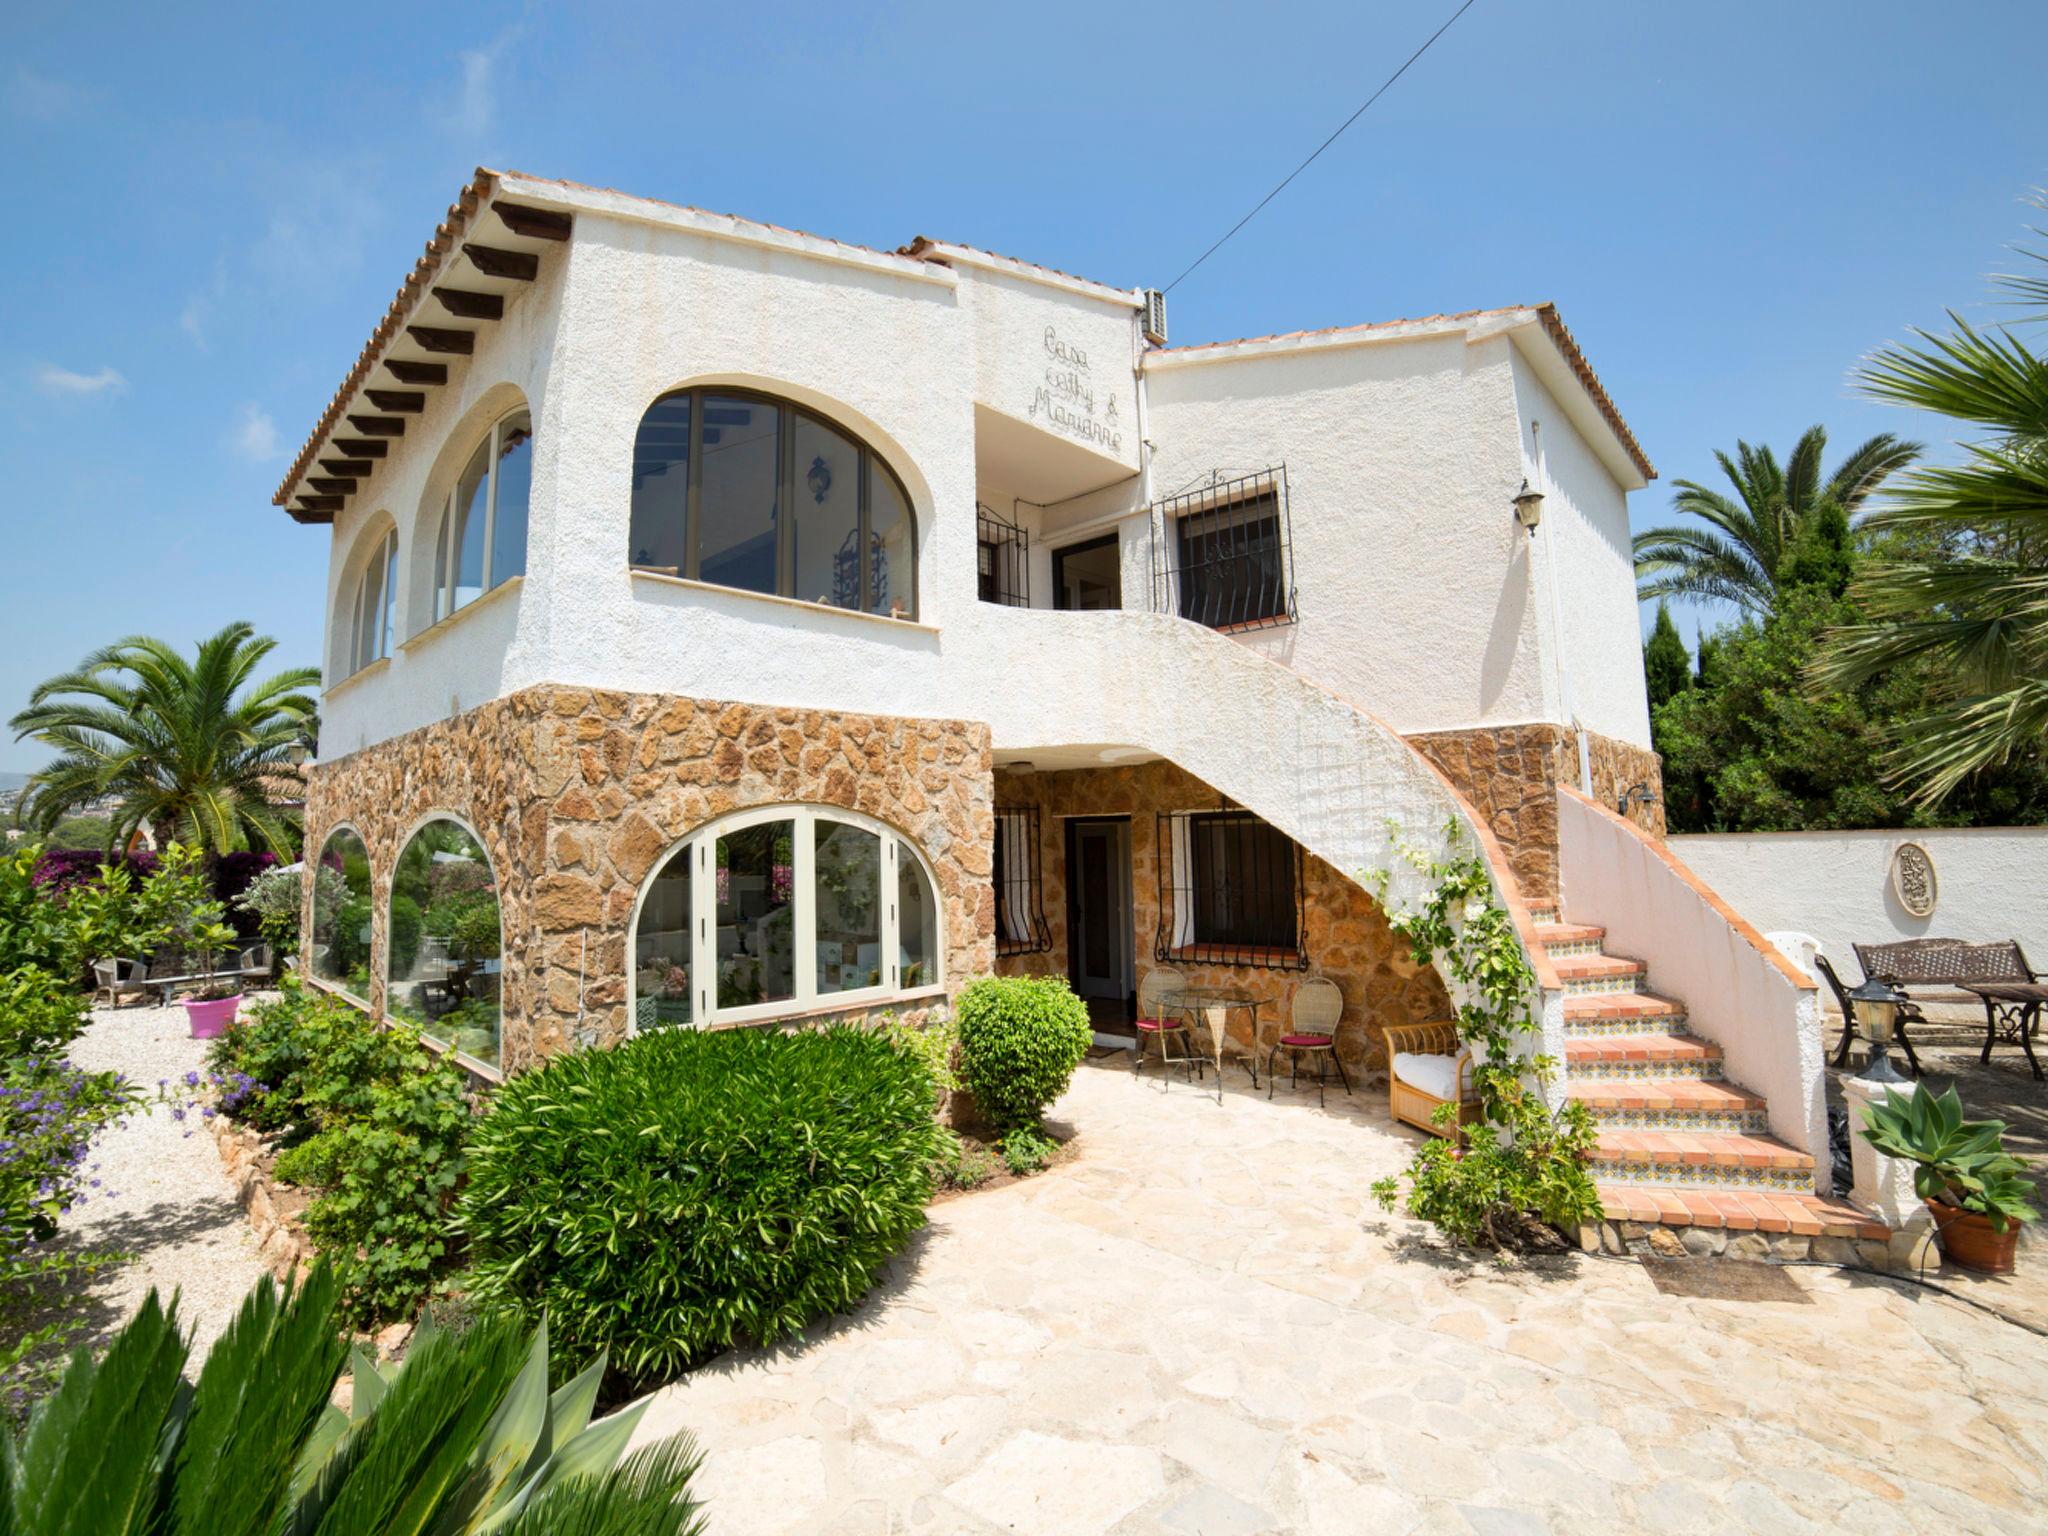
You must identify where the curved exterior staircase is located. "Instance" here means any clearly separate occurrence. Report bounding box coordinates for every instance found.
[1533,911,1889,1250]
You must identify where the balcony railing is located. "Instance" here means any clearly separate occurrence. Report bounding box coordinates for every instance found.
[977,504,1031,608]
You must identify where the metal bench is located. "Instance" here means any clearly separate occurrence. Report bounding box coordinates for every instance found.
[1852,939,2047,1082]
[140,945,272,1006]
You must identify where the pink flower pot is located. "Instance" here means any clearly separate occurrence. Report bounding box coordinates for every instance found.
[182,994,241,1039]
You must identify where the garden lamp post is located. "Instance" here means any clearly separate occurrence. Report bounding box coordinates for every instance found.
[1847,976,1910,1084]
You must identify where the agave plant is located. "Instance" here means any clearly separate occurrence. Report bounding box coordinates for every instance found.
[1860,1082,2039,1233]
[0,1264,706,1535]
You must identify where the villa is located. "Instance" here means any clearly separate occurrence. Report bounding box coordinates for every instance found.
[287,168,1878,1246]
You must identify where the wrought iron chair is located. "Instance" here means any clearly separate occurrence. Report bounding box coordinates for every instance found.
[1267,976,1351,1104]
[1816,951,1922,1076]
[1133,969,1197,1082]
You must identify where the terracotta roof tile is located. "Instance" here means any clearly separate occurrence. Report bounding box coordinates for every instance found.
[895,235,1136,301]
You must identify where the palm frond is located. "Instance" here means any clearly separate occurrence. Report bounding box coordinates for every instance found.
[1821,432,1923,514]
[1858,315,2048,436]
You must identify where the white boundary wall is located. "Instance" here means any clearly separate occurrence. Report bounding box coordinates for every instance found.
[1668,828,2048,994]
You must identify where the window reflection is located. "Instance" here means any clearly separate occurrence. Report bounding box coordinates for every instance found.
[386,819,503,1068]
[716,820,795,1008]
[310,828,372,999]
[635,846,693,1030]
[814,821,881,994]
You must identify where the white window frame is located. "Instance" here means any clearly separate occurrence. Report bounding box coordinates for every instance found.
[347,529,398,677]
[433,408,530,624]
[627,804,945,1034]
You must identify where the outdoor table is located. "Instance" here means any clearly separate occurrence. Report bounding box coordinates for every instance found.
[1959,981,2048,1081]
[1180,987,1265,1102]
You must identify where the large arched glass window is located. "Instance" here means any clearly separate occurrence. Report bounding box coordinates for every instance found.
[386,818,502,1070]
[310,827,372,1000]
[345,528,398,677]
[630,806,943,1032]
[431,409,532,624]
[629,389,917,620]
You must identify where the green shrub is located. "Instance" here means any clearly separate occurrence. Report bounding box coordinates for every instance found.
[207,981,432,1137]
[932,1132,997,1190]
[295,1062,472,1324]
[1000,1124,1056,1176]
[461,1024,947,1382]
[0,967,88,1059]
[953,976,1091,1133]
[883,1010,959,1109]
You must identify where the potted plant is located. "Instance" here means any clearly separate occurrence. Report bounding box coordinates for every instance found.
[179,917,245,1039]
[1860,1083,2038,1273]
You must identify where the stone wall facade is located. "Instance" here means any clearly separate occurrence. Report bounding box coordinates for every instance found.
[1406,724,1664,906]
[992,760,1452,1079]
[302,685,994,1074]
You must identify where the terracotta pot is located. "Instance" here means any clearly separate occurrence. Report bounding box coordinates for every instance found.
[1927,1199,2019,1275]
[182,994,241,1040]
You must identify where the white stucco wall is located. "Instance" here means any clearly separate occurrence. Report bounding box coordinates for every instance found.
[1558,791,1829,1185]
[1511,349,1652,748]
[1142,329,1555,737]
[1668,828,2048,994]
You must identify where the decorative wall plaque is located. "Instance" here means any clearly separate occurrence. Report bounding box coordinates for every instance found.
[1890,841,1938,918]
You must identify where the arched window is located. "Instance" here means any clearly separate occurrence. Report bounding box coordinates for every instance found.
[386,817,503,1070]
[310,826,372,1000]
[629,389,917,620]
[630,805,942,1032]
[431,408,532,624]
[345,528,398,676]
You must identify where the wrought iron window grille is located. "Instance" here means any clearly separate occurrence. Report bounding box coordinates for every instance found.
[977,504,1031,608]
[1154,804,1307,971]
[994,805,1052,955]
[1149,467,1296,631]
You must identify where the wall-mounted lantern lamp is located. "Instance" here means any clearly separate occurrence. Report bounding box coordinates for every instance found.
[1512,479,1544,537]
[1846,975,1910,1084]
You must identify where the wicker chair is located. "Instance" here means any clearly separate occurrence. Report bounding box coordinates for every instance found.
[1267,976,1351,1104]
[1133,968,1197,1082]
[1381,1020,1480,1138]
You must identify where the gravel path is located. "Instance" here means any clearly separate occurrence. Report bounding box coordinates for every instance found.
[61,1000,270,1357]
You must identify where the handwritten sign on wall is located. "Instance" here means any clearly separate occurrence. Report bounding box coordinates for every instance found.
[1028,326,1124,456]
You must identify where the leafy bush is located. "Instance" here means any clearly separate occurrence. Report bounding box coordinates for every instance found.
[0,967,87,1059]
[234,863,315,956]
[953,976,1091,1134]
[290,1062,472,1324]
[883,1010,959,1109]
[1369,826,1602,1251]
[1000,1123,1056,1176]
[932,1131,997,1190]
[210,982,469,1321]
[3,1262,707,1535]
[462,1024,947,1381]
[1861,1082,2040,1232]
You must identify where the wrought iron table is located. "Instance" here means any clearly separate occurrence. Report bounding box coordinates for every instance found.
[1179,987,1266,1102]
[1959,981,2048,1081]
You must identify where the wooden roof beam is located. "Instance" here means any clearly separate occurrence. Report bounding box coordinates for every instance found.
[364,389,426,413]
[346,415,406,437]
[463,244,539,280]
[406,325,475,355]
[384,359,448,385]
[432,289,504,321]
[494,203,572,242]
[333,439,390,458]
[308,477,357,495]
[321,459,375,478]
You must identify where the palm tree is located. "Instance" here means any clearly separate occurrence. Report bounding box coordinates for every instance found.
[1814,208,2048,804]
[1633,426,1921,617]
[10,622,319,856]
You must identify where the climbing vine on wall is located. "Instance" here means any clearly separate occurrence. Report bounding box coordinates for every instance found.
[1367,820,1601,1252]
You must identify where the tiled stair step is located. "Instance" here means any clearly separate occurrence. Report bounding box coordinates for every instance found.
[1536,921,1606,957]
[1598,1185,1889,1242]
[1568,1078,1769,1134]
[1552,953,1648,994]
[1563,991,1687,1036]
[1591,1130,1814,1193]
[1564,1033,1724,1081]
[1527,907,1559,926]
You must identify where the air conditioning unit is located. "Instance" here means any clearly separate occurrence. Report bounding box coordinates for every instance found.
[1142,288,1168,347]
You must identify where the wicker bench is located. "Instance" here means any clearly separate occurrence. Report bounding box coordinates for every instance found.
[1851,938,2047,1082]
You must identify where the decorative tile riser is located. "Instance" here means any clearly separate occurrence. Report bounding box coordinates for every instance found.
[1541,938,1604,958]
[1584,1106,1770,1134]
[1528,908,1559,925]
[1562,973,1646,996]
[1588,1159,1814,1194]
[1565,1013,1689,1037]
[1566,1058,1725,1082]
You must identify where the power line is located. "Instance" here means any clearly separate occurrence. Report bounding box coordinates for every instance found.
[1162,0,1481,294]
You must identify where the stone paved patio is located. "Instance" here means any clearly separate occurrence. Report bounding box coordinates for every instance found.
[633,1056,2048,1535]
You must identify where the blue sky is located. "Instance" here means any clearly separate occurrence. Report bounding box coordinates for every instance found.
[2,1,2044,773]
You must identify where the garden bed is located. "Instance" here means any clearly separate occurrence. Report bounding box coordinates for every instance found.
[207,1116,317,1281]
